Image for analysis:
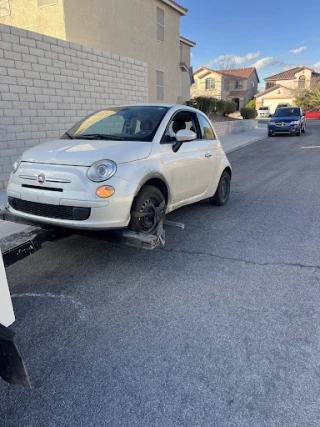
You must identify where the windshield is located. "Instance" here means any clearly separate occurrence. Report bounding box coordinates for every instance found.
[63,106,169,141]
[273,108,300,117]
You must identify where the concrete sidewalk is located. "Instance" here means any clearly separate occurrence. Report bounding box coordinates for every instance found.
[220,124,266,154]
[0,126,267,241]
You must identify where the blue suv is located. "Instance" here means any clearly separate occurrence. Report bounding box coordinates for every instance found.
[268,107,306,137]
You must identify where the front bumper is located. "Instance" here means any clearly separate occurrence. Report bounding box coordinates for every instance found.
[7,162,139,230]
[268,123,300,134]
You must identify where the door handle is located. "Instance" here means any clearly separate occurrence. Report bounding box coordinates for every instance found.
[205,153,212,158]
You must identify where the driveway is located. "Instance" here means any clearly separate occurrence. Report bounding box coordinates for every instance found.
[1,121,320,427]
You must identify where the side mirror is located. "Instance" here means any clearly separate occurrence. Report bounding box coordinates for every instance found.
[176,129,197,142]
[302,112,306,117]
[172,130,197,153]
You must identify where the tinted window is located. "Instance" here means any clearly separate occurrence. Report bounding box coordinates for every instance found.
[65,106,169,142]
[273,108,300,117]
[197,114,216,139]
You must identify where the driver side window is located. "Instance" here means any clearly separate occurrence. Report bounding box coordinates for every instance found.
[161,111,198,143]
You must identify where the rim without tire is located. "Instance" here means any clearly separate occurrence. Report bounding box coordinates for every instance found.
[129,185,165,234]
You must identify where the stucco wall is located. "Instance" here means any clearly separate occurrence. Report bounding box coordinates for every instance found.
[180,41,191,103]
[0,0,66,40]
[0,24,148,189]
[191,71,223,99]
[0,0,188,104]
[63,0,182,103]
[267,69,313,90]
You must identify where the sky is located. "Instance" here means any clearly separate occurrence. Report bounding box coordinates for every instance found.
[179,0,320,91]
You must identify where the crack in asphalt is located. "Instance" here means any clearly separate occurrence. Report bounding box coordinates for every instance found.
[160,247,320,271]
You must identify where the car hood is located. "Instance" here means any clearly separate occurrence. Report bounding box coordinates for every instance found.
[21,139,153,166]
[270,116,300,123]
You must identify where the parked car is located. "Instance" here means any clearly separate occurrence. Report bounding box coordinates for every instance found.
[268,107,306,136]
[258,106,271,118]
[7,105,232,234]
[305,109,320,119]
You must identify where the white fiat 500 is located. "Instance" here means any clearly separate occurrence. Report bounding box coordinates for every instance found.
[7,104,232,234]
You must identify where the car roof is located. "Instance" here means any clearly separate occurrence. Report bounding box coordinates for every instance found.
[90,103,204,115]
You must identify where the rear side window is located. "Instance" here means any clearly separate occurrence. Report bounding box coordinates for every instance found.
[197,114,216,139]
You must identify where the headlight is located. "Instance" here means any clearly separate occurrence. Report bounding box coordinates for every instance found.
[291,121,299,125]
[12,158,22,174]
[87,160,117,182]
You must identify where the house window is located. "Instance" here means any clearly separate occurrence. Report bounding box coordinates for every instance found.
[0,0,10,17]
[298,75,306,89]
[235,80,243,89]
[156,70,164,101]
[205,78,215,89]
[37,0,58,6]
[157,7,165,42]
[266,82,275,89]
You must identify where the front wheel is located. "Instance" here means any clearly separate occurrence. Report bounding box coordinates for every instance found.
[295,126,301,136]
[302,123,306,133]
[129,185,165,234]
[209,171,231,206]
[268,131,273,137]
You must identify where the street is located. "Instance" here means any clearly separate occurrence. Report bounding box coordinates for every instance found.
[1,121,320,427]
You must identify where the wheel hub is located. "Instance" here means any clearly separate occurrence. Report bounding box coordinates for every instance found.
[139,198,157,232]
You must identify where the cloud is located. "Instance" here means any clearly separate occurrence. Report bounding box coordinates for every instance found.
[313,62,320,72]
[251,57,280,69]
[290,46,307,54]
[281,63,303,71]
[206,52,260,68]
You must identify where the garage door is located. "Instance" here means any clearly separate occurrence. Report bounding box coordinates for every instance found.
[262,99,292,114]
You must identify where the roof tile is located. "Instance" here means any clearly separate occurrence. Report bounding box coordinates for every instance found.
[228,90,248,97]
[215,67,257,79]
[265,67,305,80]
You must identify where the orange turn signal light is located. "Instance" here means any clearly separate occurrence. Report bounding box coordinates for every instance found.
[96,185,115,198]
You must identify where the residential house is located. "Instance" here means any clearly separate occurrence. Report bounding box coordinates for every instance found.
[0,0,195,103]
[255,67,320,113]
[191,66,259,110]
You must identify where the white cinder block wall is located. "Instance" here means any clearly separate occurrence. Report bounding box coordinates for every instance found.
[0,24,148,189]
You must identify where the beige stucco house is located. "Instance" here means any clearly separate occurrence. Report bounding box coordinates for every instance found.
[255,66,320,113]
[0,0,195,103]
[191,66,259,110]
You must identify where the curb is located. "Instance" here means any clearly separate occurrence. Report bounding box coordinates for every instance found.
[225,134,266,155]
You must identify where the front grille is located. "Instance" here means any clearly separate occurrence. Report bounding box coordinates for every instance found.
[275,122,290,127]
[9,197,91,221]
[22,184,63,192]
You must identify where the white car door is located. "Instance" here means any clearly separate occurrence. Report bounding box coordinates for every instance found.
[159,110,215,208]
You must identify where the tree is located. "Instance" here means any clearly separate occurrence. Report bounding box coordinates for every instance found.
[295,86,320,110]
[246,98,256,109]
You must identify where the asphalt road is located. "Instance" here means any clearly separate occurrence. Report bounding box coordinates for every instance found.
[1,121,320,427]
